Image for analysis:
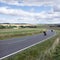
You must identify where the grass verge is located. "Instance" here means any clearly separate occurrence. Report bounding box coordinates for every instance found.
[42,30,60,60]
[3,34,57,60]
[0,28,45,40]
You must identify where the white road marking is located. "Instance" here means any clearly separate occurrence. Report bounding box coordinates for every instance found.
[0,32,56,60]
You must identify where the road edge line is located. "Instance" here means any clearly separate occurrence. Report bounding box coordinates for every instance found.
[0,32,56,60]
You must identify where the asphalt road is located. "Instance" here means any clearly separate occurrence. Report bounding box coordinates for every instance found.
[0,30,56,59]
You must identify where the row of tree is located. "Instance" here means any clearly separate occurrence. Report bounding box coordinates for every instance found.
[0,25,37,29]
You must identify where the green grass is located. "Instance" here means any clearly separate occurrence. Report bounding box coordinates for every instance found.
[45,30,60,60]
[2,28,60,60]
[1,27,60,60]
[3,34,57,60]
[0,28,46,40]
[38,29,60,60]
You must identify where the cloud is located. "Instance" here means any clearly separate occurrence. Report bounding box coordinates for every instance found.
[0,0,60,24]
[0,16,19,23]
[54,5,60,12]
[0,6,53,18]
[53,0,60,12]
[0,6,29,16]
[0,6,54,24]
[0,0,53,6]
[53,0,60,24]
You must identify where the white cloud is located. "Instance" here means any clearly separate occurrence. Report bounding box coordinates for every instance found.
[0,6,53,18]
[0,0,53,6]
[0,0,60,24]
[0,16,19,23]
[0,6,30,16]
[53,0,60,12]
[0,6,54,24]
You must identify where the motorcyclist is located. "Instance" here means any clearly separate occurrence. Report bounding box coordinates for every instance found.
[51,30,53,32]
[43,31,47,36]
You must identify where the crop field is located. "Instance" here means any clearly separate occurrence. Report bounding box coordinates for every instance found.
[0,28,46,40]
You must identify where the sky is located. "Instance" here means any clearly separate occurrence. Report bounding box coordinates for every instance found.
[0,0,60,24]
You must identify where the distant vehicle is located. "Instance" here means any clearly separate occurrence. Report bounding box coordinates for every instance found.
[43,31,47,36]
[51,30,53,32]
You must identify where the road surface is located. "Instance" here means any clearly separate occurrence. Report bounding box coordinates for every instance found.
[0,30,56,59]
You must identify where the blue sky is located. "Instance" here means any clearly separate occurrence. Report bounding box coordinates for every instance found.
[0,0,60,24]
[0,2,52,12]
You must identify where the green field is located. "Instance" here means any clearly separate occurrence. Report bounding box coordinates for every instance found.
[3,32,57,60]
[3,29,60,60]
[45,30,60,60]
[0,28,46,40]
[1,27,60,60]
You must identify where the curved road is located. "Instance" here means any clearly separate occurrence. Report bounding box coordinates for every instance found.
[0,30,56,60]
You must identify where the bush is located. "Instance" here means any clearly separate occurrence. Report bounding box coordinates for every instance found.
[0,25,5,29]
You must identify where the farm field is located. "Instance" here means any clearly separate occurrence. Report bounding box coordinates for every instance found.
[0,28,46,40]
